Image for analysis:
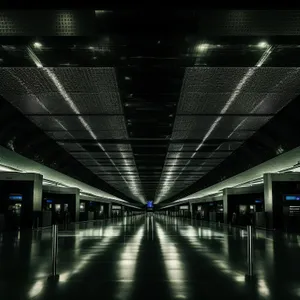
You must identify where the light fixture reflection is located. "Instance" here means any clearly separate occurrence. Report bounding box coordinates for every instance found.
[116,225,144,299]
[28,280,44,298]
[156,223,188,299]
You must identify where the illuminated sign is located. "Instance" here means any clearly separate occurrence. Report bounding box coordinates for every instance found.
[285,195,300,201]
[112,205,121,210]
[9,194,22,200]
[255,199,263,203]
[147,201,153,208]
[179,205,189,210]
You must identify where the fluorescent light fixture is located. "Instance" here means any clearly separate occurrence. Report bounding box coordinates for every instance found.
[33,42,43,49]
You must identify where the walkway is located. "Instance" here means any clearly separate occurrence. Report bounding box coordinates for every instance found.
[0,215,300,299]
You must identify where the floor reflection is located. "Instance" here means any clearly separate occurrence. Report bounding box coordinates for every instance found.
[156,222,189,299]
[115,224,144,299]
[2,215,300,299]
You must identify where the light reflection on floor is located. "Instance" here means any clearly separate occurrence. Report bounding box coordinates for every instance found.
[1,215,300,299]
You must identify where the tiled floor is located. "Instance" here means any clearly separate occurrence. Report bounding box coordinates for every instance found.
[1,214,300,299]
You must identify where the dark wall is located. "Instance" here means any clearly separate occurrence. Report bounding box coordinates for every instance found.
[272,181,300,231]
[0,180,34,228]
[42,192,76,223]
[228,192,264,214]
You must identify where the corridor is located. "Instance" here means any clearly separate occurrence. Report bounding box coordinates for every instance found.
[0,215,300,299]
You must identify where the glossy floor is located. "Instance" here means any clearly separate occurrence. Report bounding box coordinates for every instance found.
[1,215,300,299]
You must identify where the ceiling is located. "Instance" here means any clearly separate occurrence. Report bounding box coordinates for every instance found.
[1,10,300,205]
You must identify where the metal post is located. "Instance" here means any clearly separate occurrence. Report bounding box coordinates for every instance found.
[48,224,59,281]
[246,225,254,279]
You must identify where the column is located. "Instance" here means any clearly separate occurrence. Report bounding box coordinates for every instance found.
[108,202,112,218]
[74,188,80,222]
[263,173,273,229]
[189,201,193,219]
[223,189,228,224]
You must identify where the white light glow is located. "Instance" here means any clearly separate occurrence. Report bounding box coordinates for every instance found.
[197,43,209,52]
[28,280,44,298]
[0,164,20,172]
[156,223,188,298]
[116,225,144,297]
[257,41,269,49]
[33,42,43,49]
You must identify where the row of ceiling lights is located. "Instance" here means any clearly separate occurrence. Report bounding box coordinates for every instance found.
[32,40,270,51]
[196,41,269,52]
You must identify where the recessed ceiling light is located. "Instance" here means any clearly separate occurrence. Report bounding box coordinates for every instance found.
[257,41,269,48]
[33,42,43,49]
[197,43,209,52]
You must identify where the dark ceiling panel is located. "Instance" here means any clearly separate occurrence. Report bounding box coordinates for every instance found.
[2,10,300,206]
[0,11,95,36]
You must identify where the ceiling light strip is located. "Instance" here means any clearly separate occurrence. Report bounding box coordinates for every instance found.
[156,46,273,203]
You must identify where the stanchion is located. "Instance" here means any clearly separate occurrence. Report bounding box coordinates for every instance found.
[245,225,255,281]
[48,224,59,281]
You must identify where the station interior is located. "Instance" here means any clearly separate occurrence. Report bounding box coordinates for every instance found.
[1,9,300,300]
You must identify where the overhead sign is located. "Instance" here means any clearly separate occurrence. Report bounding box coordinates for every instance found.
[147,201,153,208]
[285,195,300,201]
[9,194,22,201]
[179,205,189,210]
[112,205,121,210]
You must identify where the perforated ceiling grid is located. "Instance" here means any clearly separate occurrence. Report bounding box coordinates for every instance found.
[156,67,300,202]
[0,67,145,203]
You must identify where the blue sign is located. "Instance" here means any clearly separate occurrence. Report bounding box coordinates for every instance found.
[285,195,300,201]
[255,199,263,203]
[9,195,22,200]
[147,201,153,208]
[46,199,53,203]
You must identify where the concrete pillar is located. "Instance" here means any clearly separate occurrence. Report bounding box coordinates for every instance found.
[223,189,228,224]
[74,189,80,222]
[33,174,43,212]
[263,173,273,229]
[189,201,193,219]
[108,202,112,218]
